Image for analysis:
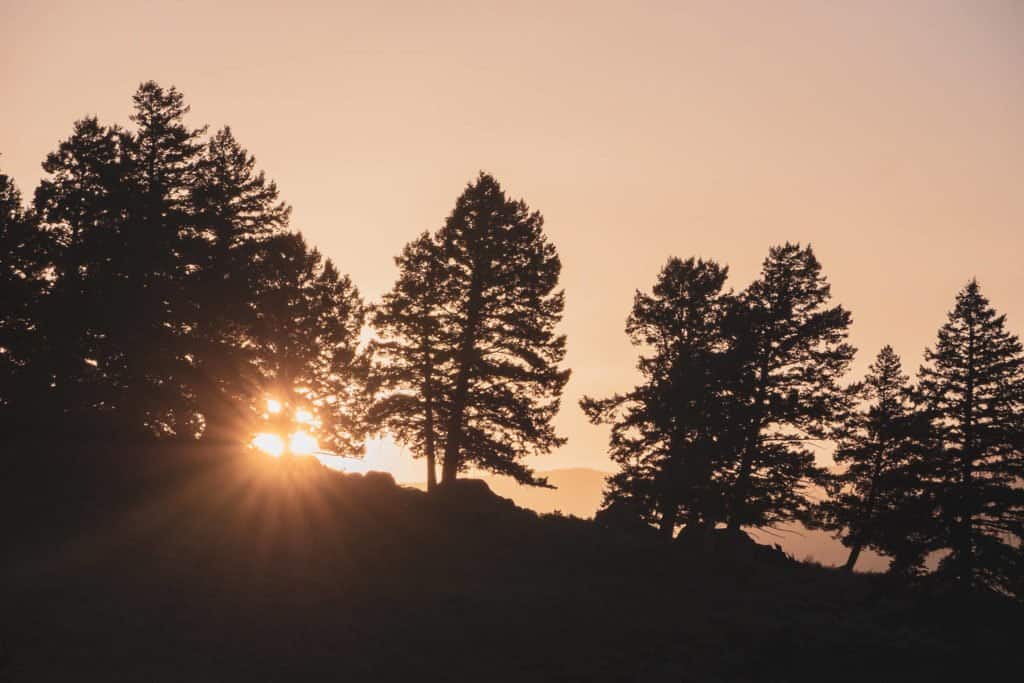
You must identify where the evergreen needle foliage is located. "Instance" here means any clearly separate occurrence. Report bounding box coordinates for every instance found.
[1,82,366,453]
[369,174,570,487]
[916,280,1024,594]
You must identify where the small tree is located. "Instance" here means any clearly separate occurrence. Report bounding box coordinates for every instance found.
[818,346,926,572]
[368,233,450,490]
[917,280,1024,594]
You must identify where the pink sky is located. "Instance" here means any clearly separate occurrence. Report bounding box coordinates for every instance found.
[3,1,1022,494]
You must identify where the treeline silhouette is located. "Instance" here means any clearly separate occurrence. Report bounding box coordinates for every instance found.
[584,254,1023,598]
[1,82,1022,601]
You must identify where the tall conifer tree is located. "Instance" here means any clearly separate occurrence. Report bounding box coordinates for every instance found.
[370,174,569,487]
[917,280,1024,593]
[726,243,855,531]
[117,81,207,437]
[435,174,569,485]
[33,117,127,432]
[190,126,291,441]
[0,172,49,434]
[581,257,736,538]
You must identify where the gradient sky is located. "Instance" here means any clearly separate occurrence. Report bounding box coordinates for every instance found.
[3,1,1022,486]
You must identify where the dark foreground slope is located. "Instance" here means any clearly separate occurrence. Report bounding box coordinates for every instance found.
[1,446,1020,682]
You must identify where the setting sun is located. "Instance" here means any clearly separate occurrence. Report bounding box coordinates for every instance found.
[251,431,320,457]
[251,396,323,457]
[252,432,285,457]
[289,430,319,455]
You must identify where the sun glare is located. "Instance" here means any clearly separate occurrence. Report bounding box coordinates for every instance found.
[289,430,319,455]
[252,432,285,457]
[252,430,320,457]
[251,396,322,457]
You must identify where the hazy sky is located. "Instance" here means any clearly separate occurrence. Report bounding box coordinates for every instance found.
[3,1,1022,484]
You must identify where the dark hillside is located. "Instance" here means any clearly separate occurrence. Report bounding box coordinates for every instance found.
[1,447,1020,682]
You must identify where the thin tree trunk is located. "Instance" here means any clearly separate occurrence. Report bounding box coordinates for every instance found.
[727,456,752,532]
[421,344,438,493]
[727,359,769,532]
[843,543,863,572]
[426,451,437,492]
[424,401,437,490]
[441,272,484,485]
[657,500,678,540]
[957,323,976,587]
[845,439,888,573]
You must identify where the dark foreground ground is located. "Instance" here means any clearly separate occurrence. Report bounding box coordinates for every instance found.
[1,445,1021,682]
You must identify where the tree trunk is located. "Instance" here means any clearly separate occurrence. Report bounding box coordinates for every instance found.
[727,457,752,532]
[844,444,886,573]
[843,543,862,572]
[425,450,437,492]
[438,430,458,483]
[657,500,678,540]
[441,272,484,486]
[727,359,769,532]
[422,345,438,493]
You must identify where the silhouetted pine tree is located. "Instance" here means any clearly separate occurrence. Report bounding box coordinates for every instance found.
[190,126,291,442]
[116,81,207,438]
[33,117,128,433]
[0,171,49,435]
[435,174,569,485]
[367,233,450,490]
[371,174,567,487]
[581,257,736,538]
[14,82,374,453]
[250,232,367,455]
[917,280,1024,594]
[726,243,855,531]
[818,346,928,572]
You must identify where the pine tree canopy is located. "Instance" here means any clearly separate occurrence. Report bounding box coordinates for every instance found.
[724,243,855,530]
[581,257,736,537]
[369,173,569,487]
[5,82,367,454]
[817,345,931,573]
[917,279,1024,593]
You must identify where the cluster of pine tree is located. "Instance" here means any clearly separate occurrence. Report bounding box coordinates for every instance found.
[2,82,1021,598]
[0,83,570,491]
[586,252,1024,596]
[0,83,366,450]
